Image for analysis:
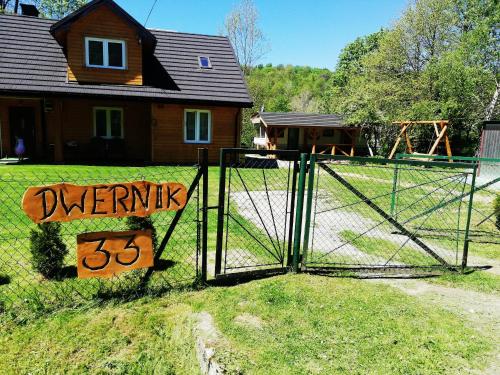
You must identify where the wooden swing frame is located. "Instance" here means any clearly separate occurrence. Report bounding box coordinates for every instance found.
[388,120,452,159]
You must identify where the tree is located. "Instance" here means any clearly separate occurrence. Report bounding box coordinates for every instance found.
[0,0,14,12]
[1,0,87,18]
[223,0,269,74]
[335,30,385,87]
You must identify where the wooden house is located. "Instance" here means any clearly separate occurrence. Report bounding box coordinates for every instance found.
[251,112,362,155]
[0,0,252,163]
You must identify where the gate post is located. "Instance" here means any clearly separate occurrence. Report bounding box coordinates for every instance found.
[292,153,308,272]
[301,153,316,267]
[214,149,227,276]
[462,163,477,271]
[200,148,209,282]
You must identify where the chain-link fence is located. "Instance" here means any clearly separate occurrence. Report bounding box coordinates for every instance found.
[300,155,476,273]
[215,149,299,278]
[0,163,204,310]
[396,154,499,245]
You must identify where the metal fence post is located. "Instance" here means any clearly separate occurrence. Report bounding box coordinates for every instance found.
[462,163,478,271]
[286,153,300,267]
[292,153,308,272]
[214,149,227,276]
[200,148,209,282]
[301,153,316,267]
[390,161,400,218]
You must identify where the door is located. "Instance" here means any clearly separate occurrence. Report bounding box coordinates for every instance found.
[9,107,36,158]
[287,128,299,150]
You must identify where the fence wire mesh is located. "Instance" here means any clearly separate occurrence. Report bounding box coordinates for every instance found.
[0,164,201,310]
[302,155,476,272]
[396,154,500,245]
[216,150,298,276]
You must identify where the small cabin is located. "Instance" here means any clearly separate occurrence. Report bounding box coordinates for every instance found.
[251,112,362,156]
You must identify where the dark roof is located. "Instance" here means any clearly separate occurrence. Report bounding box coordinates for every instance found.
[50,0,156,52]
[0,13,252,106]
[254,112,349,128]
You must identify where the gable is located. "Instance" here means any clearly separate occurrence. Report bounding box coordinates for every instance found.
[65,4,143,85]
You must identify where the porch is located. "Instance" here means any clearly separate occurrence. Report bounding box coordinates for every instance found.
[251,112,362,156]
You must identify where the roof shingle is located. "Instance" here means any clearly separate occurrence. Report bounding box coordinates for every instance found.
[254,112,350,128]
[0,13,252,106]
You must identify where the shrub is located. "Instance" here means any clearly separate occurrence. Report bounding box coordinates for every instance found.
[29,222,68,279]
[494,195,500,230]
[126,216,158,250]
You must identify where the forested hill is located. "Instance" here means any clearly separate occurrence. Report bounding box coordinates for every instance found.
[242,64,337,146]
[246,64,335,114]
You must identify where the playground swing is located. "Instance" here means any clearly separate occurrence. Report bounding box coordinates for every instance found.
[388,120,452,160]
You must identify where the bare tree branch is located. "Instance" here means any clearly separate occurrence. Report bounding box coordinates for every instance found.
[222,0,269,74]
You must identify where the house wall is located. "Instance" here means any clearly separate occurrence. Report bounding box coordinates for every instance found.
[0,98,43,158]
[1,97,241,164]
[66,4,143,85]
[45,97,150,162]
[151,104,240,163]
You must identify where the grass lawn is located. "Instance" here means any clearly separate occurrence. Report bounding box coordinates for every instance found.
[468,241,500,261]
[0,274,494,374]
[427,270,500,295]
[338,229,437,266]
[0,164,209,305]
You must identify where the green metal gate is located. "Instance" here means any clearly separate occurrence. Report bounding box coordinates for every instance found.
[214,149,299,279]
[295,154,477,273]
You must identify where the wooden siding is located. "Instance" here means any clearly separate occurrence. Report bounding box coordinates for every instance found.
[152,104,240,163]
[43,98,150,162]
[0,98,43,158]
[66,4,143,85]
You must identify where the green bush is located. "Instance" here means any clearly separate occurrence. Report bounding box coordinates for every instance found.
[126,216,158,250]
[494,195,500,230]
[29,222,68,279]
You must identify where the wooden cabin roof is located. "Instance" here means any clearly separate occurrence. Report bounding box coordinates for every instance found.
[252,112,352,128]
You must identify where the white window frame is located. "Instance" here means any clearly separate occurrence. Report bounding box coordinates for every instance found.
[85,37,127,70]
[198,56,212,69]
[184,109,212,144]
[93,107,124,139]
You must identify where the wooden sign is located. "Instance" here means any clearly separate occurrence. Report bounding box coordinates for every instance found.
[76,230,154,279]
[22,180,187,223]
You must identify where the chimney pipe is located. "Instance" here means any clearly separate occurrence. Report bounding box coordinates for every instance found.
[20,3,39,17]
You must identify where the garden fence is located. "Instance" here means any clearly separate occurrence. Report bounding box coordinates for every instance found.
[0,152,207,310]
[1,148,496,310]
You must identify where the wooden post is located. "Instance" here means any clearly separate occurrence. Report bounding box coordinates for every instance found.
[441,121,453,160]
[331,145,336,155]
[350,129,356,156]
[311,129,317,154]
[404,124,413,154]
[433,122,440,137]
[388,123,410,159]
[428,124,448,156]
[54,99,64,162]
[273,127,278,150]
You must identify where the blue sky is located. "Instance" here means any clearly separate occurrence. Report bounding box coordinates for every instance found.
[116,0,407,70]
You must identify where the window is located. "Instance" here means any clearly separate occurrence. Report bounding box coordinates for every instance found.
[198,56,212,69]
[93,108,124,138]
[85,37,126,69]
[184,110,211,143]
